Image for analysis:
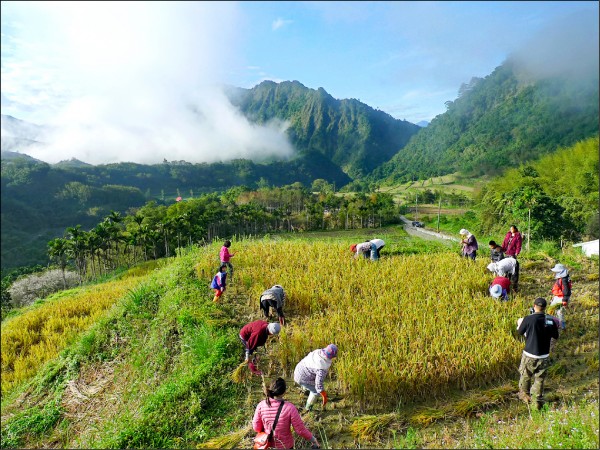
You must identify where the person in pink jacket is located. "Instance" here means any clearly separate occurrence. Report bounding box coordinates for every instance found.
[253,377,320,449]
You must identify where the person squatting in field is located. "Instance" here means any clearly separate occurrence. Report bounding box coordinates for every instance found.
[516,297,559,410]
[549,263,572,330]
[252,377,320,449]
[259,285,286,326]
[239,320,281,374]
[294,344,338,411]
[459,229,478,260]
[211,264,228,303]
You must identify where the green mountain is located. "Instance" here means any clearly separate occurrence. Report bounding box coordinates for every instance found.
[227,80,421,178]
[370,59,599,183]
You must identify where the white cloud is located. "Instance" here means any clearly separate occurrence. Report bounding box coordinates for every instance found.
[272,17,293,31]
[1,1,295,164]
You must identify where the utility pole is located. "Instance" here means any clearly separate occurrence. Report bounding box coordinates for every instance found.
[437,195,442,232]
[415,192,419,221]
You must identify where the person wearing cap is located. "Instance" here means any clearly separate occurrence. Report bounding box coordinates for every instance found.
[459,229,478,260]
[516,297,559,409]
[501,225,522,290]
[489,276,510,301]
[549,263,572,330]
[486,256,517,278]
[239,320,281,374]
[293,344,338,411]
[259,285,286,326]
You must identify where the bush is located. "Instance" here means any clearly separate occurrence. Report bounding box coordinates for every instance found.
[8,270,79,308]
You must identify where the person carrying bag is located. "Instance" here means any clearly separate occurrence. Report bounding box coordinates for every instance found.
[253,378,320,449]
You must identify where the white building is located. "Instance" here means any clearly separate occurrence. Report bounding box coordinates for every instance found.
[572,239,599,257]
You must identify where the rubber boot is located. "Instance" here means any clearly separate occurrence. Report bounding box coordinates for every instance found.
[305,392,318,411]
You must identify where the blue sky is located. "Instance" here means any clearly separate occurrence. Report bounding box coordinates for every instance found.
[1,1,598,164]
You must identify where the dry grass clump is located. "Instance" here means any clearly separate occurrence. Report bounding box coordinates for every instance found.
[349,413,398,440]
[196,425,251,449]
[231,361,250,384]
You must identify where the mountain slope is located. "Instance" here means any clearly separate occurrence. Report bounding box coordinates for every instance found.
[370,60,599,183]
[227,80,421,178]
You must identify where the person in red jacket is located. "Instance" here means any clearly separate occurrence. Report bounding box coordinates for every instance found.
[549,263,571,330]
[502,225,523,291]
[489,276,511,301]
[239,320,281,374]
[252,377,320,449]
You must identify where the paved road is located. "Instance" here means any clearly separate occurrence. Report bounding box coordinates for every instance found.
[399,216,460,246]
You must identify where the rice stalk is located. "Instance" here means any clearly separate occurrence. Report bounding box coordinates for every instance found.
[231,361,249,384]
[349,413,397,440]
[196,425,251,449]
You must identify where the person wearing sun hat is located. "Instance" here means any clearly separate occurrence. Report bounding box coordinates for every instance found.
[239,320,281,374]
[459,229,478,260]
[489,276,510,301]
[549,263,572,330]
[293,344,338,411]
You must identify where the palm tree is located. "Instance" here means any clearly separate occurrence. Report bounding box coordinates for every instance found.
[48,237,69,288]
[66,225,86,283]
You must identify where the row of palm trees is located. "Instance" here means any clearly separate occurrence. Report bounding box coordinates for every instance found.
[47,188,401,285]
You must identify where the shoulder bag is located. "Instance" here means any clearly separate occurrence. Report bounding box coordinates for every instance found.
[253,400,285,449]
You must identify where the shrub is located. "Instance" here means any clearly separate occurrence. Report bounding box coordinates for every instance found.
[7,270,79,308]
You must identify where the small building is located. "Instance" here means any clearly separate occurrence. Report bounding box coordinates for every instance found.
[572,239,599,257]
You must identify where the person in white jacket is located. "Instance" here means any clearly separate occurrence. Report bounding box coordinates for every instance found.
[293,344,338,411]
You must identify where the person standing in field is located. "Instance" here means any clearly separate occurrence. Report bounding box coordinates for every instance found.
[252,377,320,449]
[516,297,559,410]
[294,344,338,411]
[239,320,281,374]
[219,240,235,278]
[502,225,522,291]
[459,229,478,260]
[211,264,228,303]
[488,240,505,263]
[549,263,572,330]
[260,285,286,326]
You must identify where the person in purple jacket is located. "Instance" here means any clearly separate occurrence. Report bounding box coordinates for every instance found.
[459,229,478,261]
[293,344,338,411]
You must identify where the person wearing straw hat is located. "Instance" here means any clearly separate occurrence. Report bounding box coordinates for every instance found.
[293,344,338,411]
[516,297,559,410]
[549,263,572,330]
[459,229,478,260]
[252,377,320,449]
[489,276,511,301]
[239,320,281,374]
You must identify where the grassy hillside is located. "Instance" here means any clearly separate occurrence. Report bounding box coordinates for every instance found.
[1,228,598,448]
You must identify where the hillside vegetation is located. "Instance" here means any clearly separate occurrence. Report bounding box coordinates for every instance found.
[372,60,599,182]
[227,80,420,178]
[1,229,597,448]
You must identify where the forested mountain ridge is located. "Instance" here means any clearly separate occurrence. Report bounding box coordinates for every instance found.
[227,80,421,178]
[370,59,600,183]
